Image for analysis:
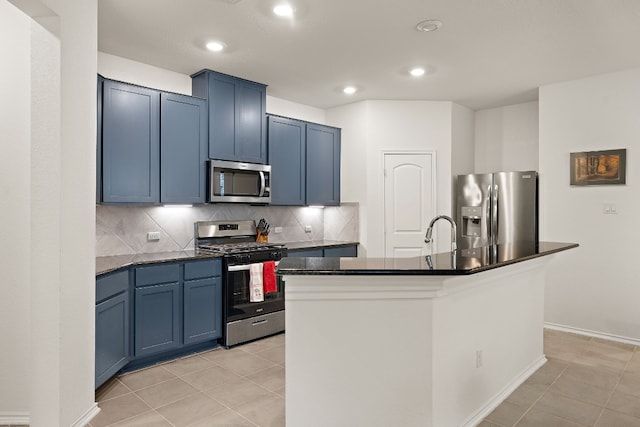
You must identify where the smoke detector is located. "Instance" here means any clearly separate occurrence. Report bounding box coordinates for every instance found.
[415,20,442,32]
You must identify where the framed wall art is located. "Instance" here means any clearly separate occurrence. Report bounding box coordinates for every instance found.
[570,149,626,186]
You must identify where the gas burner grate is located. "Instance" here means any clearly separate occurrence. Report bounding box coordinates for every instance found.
[197,242,285,255]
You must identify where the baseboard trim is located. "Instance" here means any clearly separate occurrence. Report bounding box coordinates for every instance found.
[544,322,640,346]
[0,411,30,424]
[462,354,547,427]
[71,403,100,427]
[0,403,99,426]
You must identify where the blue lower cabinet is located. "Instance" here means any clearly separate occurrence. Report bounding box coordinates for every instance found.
[288,245,357,258]
[184,277,222,345]
[95,291,129,389]
[324,245,358,257]
[134,282,181,357]
[288,248,324,257]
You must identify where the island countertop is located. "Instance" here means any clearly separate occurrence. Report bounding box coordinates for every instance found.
[276,241,578,276]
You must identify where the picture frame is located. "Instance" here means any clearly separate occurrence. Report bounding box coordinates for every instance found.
[570,148,626,186]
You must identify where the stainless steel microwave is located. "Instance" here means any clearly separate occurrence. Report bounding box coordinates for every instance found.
[207,160,271,204]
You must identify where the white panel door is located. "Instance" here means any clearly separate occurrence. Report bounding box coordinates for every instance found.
[383,153,435,258]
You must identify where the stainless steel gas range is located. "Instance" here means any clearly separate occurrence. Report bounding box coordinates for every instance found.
[195,220,287,347]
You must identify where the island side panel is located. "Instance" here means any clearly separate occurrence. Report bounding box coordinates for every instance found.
[285,275,439,427]
[431,258,548,426]
[283,255,553,427]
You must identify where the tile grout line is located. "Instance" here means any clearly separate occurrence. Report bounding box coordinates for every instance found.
[592,343,638,425]
[509,362,571,426]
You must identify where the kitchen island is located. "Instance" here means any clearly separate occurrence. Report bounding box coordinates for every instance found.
[277,241,577,427]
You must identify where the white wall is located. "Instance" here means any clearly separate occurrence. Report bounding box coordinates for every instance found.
[539,68,640,342]
[98,51,192,95]
[0,0,31,420]
[327,100,456,256]
[2,0,98,425]
[451,103,475,177]
[98,52,325,124]
[475,101,539,173]
[267,95,326,124]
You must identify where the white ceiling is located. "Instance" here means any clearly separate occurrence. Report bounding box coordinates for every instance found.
[98,0,640,111]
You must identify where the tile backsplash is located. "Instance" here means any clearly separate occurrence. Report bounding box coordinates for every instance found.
[96,203,359,256]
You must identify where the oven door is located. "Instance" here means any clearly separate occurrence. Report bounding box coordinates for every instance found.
[225,262,284,323]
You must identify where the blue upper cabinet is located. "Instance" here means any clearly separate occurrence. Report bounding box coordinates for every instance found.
[96,75,103,204]
[306,123,341,206]
[191,69,267,164]
[307,123,340,206]
[160,93,208,204]
[268,116,306,205]
[267,116,341,206]
[98,76,208,204]
[101,79,160,203]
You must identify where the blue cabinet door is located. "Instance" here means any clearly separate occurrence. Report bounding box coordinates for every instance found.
[268,115,306,205]
[97,76,103,204]
[207,73,237,161]
[237,81,267,164]
[306,124,341,206]
[134,282,181,357]
[160,93,208,204]
[184,276,222,345]
[192,70,267,164]
[102,80,160,203]
[95,291,129,388]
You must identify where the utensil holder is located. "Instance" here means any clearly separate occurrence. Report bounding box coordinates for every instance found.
[256,231,268,243]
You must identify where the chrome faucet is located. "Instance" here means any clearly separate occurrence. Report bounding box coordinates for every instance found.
[424,215,457,252]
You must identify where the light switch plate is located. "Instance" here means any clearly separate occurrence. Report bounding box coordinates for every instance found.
[147,231,161,241]
[602,203,618,214]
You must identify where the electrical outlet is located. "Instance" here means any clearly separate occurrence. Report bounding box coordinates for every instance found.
[147,231,161,241]
[304,225,312,233]
[476,350,483,368]
[274,226,283,234]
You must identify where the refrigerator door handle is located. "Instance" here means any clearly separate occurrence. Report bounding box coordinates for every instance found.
[492,184,499,245]
[486,185,492,244]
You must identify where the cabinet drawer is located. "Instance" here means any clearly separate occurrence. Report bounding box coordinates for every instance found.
[184,259,221,280]
[135,263,180,287]
[96,269,129,302]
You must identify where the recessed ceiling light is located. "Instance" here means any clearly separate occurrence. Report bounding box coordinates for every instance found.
[273,4,294,16]
[409,67,426,77]
[415,19,442,32]
[343,86,357,95]
[205,41,225,52]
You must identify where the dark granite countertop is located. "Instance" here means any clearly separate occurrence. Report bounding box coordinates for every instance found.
[276,241,578,276]
[284,240,359,251]
[96,250,224,276]
[96,240,359,276]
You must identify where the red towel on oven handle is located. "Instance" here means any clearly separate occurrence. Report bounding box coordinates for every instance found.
[263,261,277,294]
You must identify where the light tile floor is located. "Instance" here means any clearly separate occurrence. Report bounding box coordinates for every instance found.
[6,329,635,427]
[481,329,640,427]
[90,333,285,427]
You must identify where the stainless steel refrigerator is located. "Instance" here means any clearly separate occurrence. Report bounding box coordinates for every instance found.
[455,171,538,250]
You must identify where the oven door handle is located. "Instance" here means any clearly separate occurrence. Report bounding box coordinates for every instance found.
[227,261,280,272]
